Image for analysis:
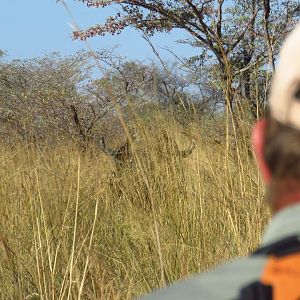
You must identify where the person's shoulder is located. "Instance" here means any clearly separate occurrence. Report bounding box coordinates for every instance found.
[140,255,267,300]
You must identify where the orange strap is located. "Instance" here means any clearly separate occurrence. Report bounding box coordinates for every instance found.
[261,252,300,300]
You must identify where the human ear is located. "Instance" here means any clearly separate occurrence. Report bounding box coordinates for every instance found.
[252,119,271,183]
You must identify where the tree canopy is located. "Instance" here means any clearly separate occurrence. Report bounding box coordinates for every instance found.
[73,0,299,114]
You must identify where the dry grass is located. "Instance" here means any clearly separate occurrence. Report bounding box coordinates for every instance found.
[0,115,270,299]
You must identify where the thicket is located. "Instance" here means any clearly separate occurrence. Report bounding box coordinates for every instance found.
[0,0,299,298]
[0,48,267,299]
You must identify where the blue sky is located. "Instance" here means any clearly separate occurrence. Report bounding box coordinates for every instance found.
[0,0,197,62]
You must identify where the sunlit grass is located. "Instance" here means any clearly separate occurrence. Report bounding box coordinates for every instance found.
[0,115,269,299]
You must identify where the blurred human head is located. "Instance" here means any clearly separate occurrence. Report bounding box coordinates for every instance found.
[252,23,300,212]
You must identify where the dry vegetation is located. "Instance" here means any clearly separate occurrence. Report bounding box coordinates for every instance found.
[0,111,270,299]
[2,1,298,298]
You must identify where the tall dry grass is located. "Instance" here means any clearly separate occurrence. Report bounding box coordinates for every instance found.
[0,114,269,299]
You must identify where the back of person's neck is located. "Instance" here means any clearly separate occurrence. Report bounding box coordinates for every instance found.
[270,189,300,213]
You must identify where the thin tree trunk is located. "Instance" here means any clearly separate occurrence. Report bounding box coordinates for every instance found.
[263,0,275,71]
